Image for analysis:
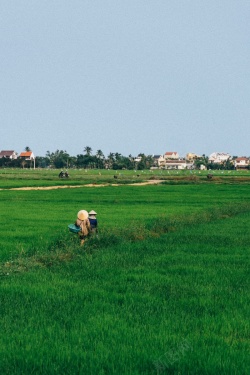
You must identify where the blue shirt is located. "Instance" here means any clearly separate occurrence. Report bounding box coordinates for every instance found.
[89,218,98,228]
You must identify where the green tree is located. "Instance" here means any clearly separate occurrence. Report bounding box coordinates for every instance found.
[84,146,92,156]
[96,150,105,169]
[136,154,154,170]
[107,153,115,169]
[48,150,70,169]
[194,154,208,169]
[76,154,96,169]
[111,152,135,170]
[96,149,104,159]
[35,156,50,168]
[221,158,234,170]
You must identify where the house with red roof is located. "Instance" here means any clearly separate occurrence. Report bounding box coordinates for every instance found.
[164,151,179,160]
[19,151,36,168]
[234,157,249,169]
[0,150,18,159]
[19,151,35,160]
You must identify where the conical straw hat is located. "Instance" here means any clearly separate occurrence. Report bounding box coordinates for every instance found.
[77,210,89,220]
[88,210,97,215]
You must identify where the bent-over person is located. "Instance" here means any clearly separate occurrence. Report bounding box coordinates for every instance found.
[75,210,91,246]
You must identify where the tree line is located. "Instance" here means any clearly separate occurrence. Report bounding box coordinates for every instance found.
[0,146,154,170]
[0,146,248,170]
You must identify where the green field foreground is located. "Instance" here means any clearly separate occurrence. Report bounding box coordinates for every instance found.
[0,178,250,374]
[0,168,249,189]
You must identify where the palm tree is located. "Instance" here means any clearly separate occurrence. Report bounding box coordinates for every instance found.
[84,146,92,156]
[25,146,31,152]
[96,149,105,169]
[107,152,114,169]
[96,149,104,159]
[114,152,122,162]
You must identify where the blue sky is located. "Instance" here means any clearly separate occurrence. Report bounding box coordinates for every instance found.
[1,1,249,157]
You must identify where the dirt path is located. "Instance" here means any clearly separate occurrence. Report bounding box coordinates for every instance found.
[2,180,163,191]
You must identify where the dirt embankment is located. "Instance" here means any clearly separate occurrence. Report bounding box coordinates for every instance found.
[3,180,163,191]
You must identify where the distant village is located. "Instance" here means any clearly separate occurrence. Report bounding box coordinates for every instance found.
[0,148,249,170]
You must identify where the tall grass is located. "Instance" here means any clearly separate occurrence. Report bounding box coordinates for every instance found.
[0,180,250,374]
[1,183,249,261]
[1,210,249,374]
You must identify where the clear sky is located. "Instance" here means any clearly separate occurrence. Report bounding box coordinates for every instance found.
[1,1,249,158]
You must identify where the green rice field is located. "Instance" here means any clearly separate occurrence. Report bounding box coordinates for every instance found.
[0,169,249,374]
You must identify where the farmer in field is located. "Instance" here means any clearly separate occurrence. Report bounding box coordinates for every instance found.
[75,210,91,246]
[88,210,98,235]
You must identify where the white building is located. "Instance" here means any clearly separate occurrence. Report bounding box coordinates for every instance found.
[186,152,200,161]
[134,156,142,163]
[165,160,187,170]
[152,154,165,168]
[0,150,18,159]
[19,151,36,169]
[208,152,231,164]
[200,164,207,170]
[234,157,249,169]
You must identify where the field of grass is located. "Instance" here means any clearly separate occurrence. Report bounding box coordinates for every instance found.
[0,170,249,374]
[0,168,249,189]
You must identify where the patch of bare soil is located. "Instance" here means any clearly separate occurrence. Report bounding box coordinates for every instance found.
[5,180,163,191]
[128,180,163,186]
[7,184,106,191]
